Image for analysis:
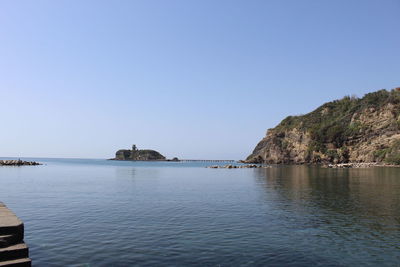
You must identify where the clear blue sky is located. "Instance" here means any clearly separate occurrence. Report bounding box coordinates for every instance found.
[0,0,399,159]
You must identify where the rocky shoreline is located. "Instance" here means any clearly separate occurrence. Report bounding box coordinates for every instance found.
[0,160,41,166]
[208,162,400,169]
[324,162,400,168]
[245,89,400,166]
[207,164,271,169]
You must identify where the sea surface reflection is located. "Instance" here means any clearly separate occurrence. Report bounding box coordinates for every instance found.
[0,159,399,266]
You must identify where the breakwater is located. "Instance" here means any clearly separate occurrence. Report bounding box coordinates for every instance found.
[0,160,40,166]
[0,202,31,266]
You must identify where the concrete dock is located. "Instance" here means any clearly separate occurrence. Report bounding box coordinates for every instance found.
[0,203,31,266]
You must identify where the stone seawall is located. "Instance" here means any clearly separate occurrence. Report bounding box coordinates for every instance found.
[0,202,31,266]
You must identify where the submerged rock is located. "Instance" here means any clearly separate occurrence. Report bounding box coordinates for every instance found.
[207,164,271,169]
[324,162,400,168]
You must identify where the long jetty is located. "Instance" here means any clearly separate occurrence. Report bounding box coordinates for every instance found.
[0,202,31,267]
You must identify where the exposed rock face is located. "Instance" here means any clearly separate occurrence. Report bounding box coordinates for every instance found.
[246,88,400,165]
[114,145,166,161]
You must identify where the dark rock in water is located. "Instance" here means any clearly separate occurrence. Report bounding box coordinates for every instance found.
[207,164,271,169]
[166,157,180,162]
[113,145,166,161]
[0,160,41,166]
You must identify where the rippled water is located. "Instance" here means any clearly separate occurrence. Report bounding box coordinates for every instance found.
[0,158,399,266]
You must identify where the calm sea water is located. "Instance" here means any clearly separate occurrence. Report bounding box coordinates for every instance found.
[0,158,399,266]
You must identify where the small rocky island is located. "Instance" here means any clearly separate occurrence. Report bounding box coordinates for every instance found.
[112,145,169,161]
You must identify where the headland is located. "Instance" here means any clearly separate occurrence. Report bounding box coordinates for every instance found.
[245,88,400,166]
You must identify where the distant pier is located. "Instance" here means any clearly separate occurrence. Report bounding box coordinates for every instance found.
[0,202,31,266]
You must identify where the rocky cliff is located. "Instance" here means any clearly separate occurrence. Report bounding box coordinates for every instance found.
[246,88,400,165]
[114,145,166,161]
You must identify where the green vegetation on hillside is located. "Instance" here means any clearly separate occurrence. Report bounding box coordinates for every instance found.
[275,89,400,155]
[373,140,400,165]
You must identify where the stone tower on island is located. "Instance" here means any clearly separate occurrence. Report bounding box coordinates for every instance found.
[114,145,166,161]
